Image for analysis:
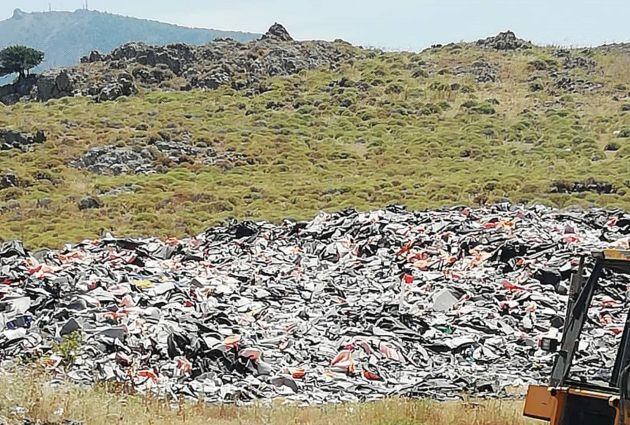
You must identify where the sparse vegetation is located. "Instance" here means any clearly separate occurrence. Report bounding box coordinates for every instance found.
[0,370,535,425]
[0,42,628,249]
[52,331,83,370]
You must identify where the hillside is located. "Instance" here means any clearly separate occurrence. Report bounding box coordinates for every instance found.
[0,8,259,75]
[0,28,628,248]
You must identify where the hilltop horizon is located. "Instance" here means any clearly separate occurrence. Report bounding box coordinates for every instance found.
[5,7,247,34]
[1,0,628,52]
[0,7,259,78]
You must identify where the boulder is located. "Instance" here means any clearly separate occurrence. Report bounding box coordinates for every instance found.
[36,198,53,209]
[36,70,75,101]
[0,172,19,190]
[109,42,151,61]
[81,50,104,63]
[155,52,183,75]
[197,69,231,90]
[132,66,172,85]
[71,145,155,175]
[78,196,102,210]
[0,75,38,105]
[95,73,137,102]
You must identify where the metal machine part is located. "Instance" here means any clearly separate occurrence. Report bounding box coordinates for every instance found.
[524,249,630,425]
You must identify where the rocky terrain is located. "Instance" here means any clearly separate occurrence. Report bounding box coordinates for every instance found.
[0,26,624,106]
[1,27,620,106]
[71,136,253,175]
[0,24,355,105]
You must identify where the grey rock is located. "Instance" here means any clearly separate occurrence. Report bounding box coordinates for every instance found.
[132,66,172,85]
[11,24,354,102]
[95,72,137,102]
[36,198,53,209]
[0,172,19,190]
[71,135,251,175]
[476,31,532,50]
[98,184,142,197]
[262,23,294,42]
[78,196,102,210]
[36,70,76,101]
[72,145,154,175]
[553,49,597,71]
[0,75,37,105]
[81,50,104,63]
[0,129,46,151]
[454,59,497,84]
[553,74,603,92]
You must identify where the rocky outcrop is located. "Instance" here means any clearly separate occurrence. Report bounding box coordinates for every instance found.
[0,24,354,104]
[550,179,616,194]
[80,50,104,63]
[94,72,137,102]
[553,75,603,92]
[77,24,355,95]
[71,134,252,175]
[476,31,532,50]
[0,75,37,104]
[35,70,76,101]
[262,23,294,42]
[0,72,72,104]
[454,59,497,83]
[0,129,46,151]
[524,48,602,94]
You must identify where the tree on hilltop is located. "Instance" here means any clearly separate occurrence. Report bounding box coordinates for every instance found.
[0,45,44,81]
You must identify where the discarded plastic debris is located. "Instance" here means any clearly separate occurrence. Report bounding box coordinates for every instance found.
[432,289,459,312]
[0,204,628,404]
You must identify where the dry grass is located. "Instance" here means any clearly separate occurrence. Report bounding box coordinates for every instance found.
[0,372,536,425]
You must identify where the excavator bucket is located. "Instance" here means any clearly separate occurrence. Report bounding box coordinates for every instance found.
[523,385,555,421]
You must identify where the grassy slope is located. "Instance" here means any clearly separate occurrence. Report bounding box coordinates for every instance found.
[0,372,534,425]
[1,44,629,248]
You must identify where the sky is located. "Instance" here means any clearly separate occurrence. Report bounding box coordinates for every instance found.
[1,0,629,50]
